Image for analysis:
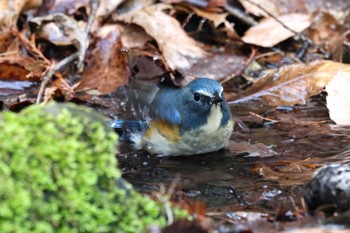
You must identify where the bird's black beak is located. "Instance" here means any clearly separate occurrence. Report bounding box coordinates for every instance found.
[212,95,223,105]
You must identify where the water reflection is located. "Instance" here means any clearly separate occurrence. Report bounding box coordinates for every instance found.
[116,97,350,218]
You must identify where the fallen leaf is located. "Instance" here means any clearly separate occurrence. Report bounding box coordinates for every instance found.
[227,141,278,158]
[254,160,316,186]
[0,31,16,53]
[30,13,88,72]
[190,6,229,28]
[118,24,152,49]
[308,11,344,46]
[51,73,74,100]
[0,60,43,82]
[115,3,205,71]
[117,0,155,14]
[162,219,210,233]
[39,0,88,15]
[0,0,42,33]
[239,0,280,17]
[75,25,130,94]
[326,69,350,125]
[230,60,350,114]
[286,228,350,233]
[239,0,350,23]
[242,13,311,47]
[179,48,247,85]
[303,0,350,23]
[129,56,165,79]
[328,30,350,62]
[96,0,123,17]
[0,59,43,96]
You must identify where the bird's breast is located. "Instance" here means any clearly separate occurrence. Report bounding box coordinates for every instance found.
[199,105,223,134]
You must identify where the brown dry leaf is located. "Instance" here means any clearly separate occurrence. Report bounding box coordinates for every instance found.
[242,13,311,47]
[230,60,350,114]
[51,73,74,100]
[116,3,205,71]
[286,228,350,233]
[239,0,280,17]
[42,73,74,103]
[0,31,18,54]
[43,86,58,103]
[326,69,350,125]
[30,13,88,72]
[0,59,43,82]
[255,161,316,186]
[0,58,44,96]
[190,6,228,28]
[0,0,42,33]
[96,0,124,17]
[328,30,350,62]
[117,24,152,49]
[227,141,278,158]
[239,0,350,23]
[40,0,88,15]
[303,0,350,23]
[75,25,130,94]
[308,11,344,46]
[179,48,247,85]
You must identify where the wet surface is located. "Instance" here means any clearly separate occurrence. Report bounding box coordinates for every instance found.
[111,96,350,228]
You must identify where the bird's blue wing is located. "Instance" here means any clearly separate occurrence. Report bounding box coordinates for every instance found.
[149,88,181,125]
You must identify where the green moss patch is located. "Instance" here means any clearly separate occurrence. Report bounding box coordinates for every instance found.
[0,103,184,233]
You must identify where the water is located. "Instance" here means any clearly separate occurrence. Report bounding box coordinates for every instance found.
[108,93,350,228]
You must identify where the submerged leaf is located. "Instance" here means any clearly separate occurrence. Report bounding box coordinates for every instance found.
[230,60,350,114]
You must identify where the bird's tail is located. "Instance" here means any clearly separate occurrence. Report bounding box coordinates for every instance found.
[109,120,148,142]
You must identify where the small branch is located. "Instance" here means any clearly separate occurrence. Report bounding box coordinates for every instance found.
[36,0,99,104]
[249,111,332,125]
[36,53,79,104]
[85,0,100,35]
[224,3,257,26]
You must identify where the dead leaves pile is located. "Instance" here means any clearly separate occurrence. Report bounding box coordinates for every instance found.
[0,0,350,124]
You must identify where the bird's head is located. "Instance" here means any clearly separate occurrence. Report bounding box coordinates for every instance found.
[181,78,225,111]
[179,78,231,131]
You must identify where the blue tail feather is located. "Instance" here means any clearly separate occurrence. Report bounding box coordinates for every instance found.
[109,120,148,142]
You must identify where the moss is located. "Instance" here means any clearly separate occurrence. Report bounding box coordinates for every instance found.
[0,103,187,233]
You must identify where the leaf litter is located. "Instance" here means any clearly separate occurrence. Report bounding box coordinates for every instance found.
[2,0,350,232]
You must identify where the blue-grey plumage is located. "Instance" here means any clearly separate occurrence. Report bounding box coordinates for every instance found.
[130,78,234,156]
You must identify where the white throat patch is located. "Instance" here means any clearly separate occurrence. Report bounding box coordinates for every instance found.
[200,105,223,134]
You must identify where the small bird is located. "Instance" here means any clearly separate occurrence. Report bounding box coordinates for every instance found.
[111,78,233,156]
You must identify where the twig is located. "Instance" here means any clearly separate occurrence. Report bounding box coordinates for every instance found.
[249,111,279,123]
[36,0,99,104]
[224,3,257,26]
[36,53,79,104]
[155,184,174,224]
[249,111,332,125]
[85,0,99,35]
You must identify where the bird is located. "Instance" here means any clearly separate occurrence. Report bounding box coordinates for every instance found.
[110,78,233,156]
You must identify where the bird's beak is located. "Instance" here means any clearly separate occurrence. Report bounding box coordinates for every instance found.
[212,95,223,105]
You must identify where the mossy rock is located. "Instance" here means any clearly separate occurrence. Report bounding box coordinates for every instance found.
[0,103,185,233]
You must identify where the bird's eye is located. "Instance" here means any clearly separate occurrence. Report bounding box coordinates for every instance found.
[193,92,201,102]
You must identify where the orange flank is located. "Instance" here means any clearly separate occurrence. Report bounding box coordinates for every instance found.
[144,120,180,142]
